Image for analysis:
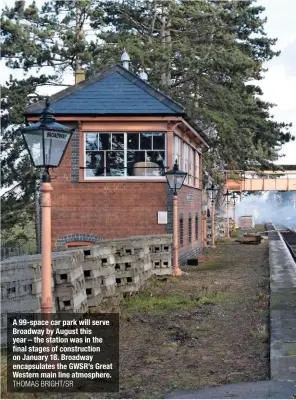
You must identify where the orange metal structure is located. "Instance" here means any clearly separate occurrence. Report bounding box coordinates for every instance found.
[225,168,296,191]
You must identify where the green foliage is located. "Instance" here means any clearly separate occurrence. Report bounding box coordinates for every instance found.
[1,0,294,231]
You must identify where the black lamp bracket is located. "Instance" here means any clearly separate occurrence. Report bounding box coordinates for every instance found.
[42,167,51,183]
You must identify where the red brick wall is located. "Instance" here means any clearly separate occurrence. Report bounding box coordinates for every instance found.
[51,134,203,260]
[177,185,203,258]
[51,142,167,248]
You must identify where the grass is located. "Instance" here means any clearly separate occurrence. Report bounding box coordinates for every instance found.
[1,225,270,399]
[122,291,230,315]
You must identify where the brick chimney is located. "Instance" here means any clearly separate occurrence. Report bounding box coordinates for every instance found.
[75,69,85,84]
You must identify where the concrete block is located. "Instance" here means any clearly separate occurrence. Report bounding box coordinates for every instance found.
[152,267,172,276]
[0,233,173,340]
[99,266,114,277]
[134,246,150,258]
[87,293,103,308]
[101,274,115,287]
[100,274,116,298]
[1,276,54,300]
[152,258,171,269]
[150,252,170,262]
[31,280,42,295]
[161,244,170,252]
[1,255,42,283]
[57,290,87,313]
[85,283,103,307]
[55,265,84,284]
[115,254,137,264]
[117,246,135,257]
[115,265,143,279]
[118,276,142,293]
[150,244,162,253]
[52,249,84,271]
[101,285,116,298]
[144,261,152,272]
[85,286,101,297]
[55,274,85,297]
[83,258,102,270]
[101,255,115,266]
[1,296,41,315]
[83,245,114,260]
[83,258,114,279]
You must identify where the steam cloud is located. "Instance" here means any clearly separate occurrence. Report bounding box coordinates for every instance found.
[236,192,296,228]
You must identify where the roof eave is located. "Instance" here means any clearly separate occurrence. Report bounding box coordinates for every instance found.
[182,116,210,149]
[25,112,184,117]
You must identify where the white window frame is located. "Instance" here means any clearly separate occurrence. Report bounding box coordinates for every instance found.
[173,135,181,166]
[189,146,194,186]
[84,132,166,180]
[195,151,200,188]
[183,142,188,184]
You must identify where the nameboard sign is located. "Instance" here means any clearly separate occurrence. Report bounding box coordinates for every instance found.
[45,130,69,141]
[187,194,193,201]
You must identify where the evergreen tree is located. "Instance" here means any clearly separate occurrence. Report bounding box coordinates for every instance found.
[1,0,294,230]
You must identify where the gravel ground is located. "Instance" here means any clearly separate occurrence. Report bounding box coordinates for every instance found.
[1,230,270,399]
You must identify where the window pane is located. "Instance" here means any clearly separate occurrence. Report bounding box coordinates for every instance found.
[183,144,188,179]
[106,151,124,176]
[86,151,104,176]
[195,152,200,188]
[127,133,139,150]
[173,136,180,166]
[146,151,165,176]
[195,216,199,240]
[189,147,194,185]
[127,151,145,176]
[180,218,184,247]
[153,133,165,150]
[85,133,98,150]
[140,133,152,150]
[112,133,124,150]
[98,133,111,150]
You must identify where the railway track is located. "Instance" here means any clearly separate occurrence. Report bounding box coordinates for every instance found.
[264,223,296,261]
[280,228,296,262]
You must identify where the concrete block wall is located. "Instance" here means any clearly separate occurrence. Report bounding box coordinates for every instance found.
[1,255,56,318]
[52,250,88,314]
[207,216,229,244]
[1,234,173,343]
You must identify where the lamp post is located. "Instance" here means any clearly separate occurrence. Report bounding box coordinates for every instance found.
[202,209,208,247]
[230,192,239,232]
[165,160,187,277]
[206,183,219,248]
[22,98,73,314]
[223,189,231,239]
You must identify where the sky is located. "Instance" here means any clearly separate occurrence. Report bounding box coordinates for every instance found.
[1,0,296,165]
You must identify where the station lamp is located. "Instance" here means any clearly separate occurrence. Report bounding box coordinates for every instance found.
[22,98,74,314]
[165,160,187,276]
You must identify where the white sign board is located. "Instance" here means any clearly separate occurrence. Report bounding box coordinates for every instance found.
[187,194,193,201]
[157,211,167,224]
[45,130,69,141]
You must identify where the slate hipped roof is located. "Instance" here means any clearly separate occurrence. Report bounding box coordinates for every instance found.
[25,64,208,143]
[26,64,185,116]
